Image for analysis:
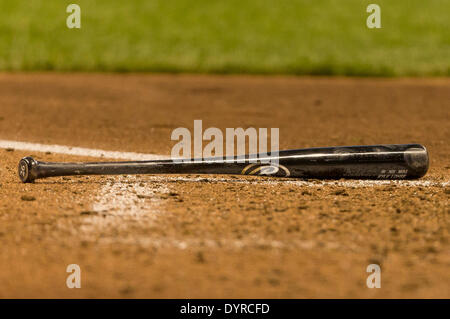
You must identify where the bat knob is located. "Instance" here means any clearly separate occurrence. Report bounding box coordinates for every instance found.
[18,157,37,183]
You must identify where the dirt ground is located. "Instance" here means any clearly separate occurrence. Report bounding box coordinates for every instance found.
[0,73,448,298]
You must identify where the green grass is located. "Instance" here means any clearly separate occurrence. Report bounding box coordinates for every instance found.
[0,0,448,75]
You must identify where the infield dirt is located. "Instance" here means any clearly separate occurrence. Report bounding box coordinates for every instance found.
[0,74,448,298]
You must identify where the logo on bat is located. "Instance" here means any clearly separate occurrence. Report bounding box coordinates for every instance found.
[241,163,290,177]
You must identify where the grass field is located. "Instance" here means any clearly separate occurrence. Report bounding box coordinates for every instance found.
[0,0,449,75]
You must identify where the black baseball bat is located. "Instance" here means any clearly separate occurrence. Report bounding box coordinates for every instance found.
[18,144,429,183]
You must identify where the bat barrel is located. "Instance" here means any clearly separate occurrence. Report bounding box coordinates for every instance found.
[276,144,429,179]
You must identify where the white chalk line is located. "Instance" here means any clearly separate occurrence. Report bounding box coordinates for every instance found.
[0,139,166,160]
[2,139,448,249]
[76,175,169,241]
